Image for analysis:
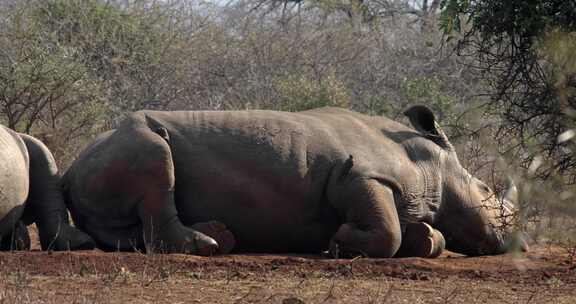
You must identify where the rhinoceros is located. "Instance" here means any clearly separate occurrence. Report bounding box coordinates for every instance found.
[61,106,526,257]
[0,125,94,251]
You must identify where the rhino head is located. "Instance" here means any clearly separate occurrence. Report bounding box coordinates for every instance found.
[405,106,528,256]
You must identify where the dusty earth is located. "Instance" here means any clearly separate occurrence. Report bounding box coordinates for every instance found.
[0,229,574,303]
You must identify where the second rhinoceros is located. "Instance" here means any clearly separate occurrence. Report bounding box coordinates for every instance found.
[62,106,526,257]
[0,125,94,251]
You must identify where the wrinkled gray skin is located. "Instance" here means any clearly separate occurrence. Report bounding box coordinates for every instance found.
[62,106,527,257]
[0,125,94,251]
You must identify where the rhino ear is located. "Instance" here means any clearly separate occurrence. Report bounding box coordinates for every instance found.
[404,105,454,151]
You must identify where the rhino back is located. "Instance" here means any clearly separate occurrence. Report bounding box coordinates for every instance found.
[0,126,29,223]
[141,108,415,197]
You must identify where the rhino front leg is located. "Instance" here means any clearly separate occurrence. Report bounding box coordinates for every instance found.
[395,222,445,258]
[329,178,402,258]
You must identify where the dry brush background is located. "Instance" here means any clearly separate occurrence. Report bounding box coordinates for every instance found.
[0,1,575,302]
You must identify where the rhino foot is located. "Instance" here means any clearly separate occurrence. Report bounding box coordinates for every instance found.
[327,222,402,258]
[43,225,95,251]
[328,224,369,259]
[191,221,236,255]
[396,222,445,258]
[153,224,219,256]
[0,221,30,251]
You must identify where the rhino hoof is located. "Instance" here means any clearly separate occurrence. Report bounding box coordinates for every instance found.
[194,237,219,256]
[170,232,219,256]
[428,228,445,258]
[191,221,236,255]
[68,229,97,251]
[398,222,445,258]
[46,226,95,251]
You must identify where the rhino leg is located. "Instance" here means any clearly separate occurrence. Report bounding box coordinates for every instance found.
[125,128,218,256]
[395,222,445,258]
[19,134,95,251]
[138,195,218,255]
[0,221,30,251]
[329,178,402,258]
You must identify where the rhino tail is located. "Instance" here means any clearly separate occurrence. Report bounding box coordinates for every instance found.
[142,113,170,143]
[154,127,170,142]
[338,155,354,181]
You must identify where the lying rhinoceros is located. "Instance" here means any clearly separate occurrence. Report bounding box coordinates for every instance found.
[62,106,526,257]
[0,125,94,251]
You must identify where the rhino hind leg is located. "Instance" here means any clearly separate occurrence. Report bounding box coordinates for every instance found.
[16,133,95,251]
[138,192,219,256]
[121,127,219,256]
[395,222,445,258]
[0,221,30,251]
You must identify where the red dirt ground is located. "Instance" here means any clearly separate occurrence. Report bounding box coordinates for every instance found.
[0,229,574,303]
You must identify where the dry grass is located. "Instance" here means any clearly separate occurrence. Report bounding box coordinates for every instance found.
[0,244,574,304]
[0,270,573,304]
